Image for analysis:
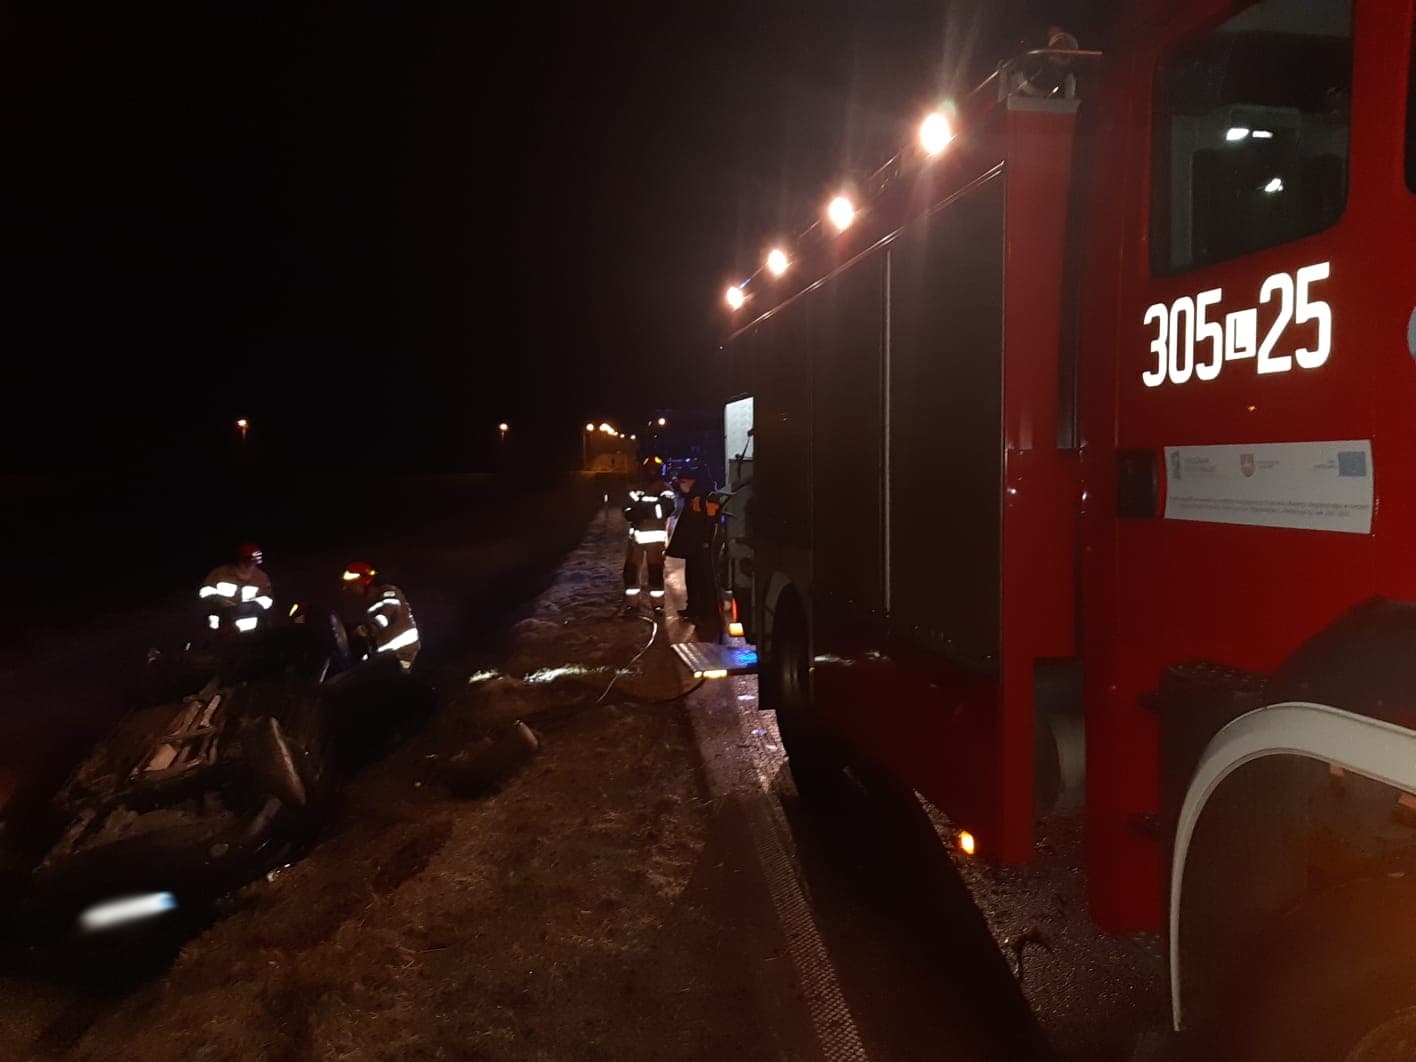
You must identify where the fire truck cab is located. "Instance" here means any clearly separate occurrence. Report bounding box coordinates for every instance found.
[713,1,1416,1054]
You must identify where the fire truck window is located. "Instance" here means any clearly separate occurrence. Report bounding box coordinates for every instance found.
[1152,0,1352,274]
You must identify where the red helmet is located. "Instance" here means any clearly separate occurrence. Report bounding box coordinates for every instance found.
[342,561,377,588]
[237,543,263,564]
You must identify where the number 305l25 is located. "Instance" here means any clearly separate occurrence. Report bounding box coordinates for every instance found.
[1141,262,1332,388]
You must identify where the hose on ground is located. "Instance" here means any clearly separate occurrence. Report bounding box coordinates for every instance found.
[594,613,706,706]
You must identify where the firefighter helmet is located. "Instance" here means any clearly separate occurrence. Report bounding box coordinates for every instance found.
[342,561,377,588]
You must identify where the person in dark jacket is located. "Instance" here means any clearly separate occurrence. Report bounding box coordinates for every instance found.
[666,463,720,622]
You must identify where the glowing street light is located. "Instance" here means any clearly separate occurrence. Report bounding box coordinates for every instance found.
[599,422,614,434]
[235,418,249,442]
[725,284,745,310]
[920,112,954,156]
[497,422,509,442]
[827,195,856,232]
[585,423,595,432]
[657,417,667,427]
[766,248,790,277]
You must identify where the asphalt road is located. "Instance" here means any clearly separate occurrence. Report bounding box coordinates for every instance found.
[676,616,1050,1060]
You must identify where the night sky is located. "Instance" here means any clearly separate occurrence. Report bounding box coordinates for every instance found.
[1,2,1107,476]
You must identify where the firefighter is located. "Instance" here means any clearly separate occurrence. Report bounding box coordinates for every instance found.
[341,561,421,671]
[666,463,720,622]
[199,542,274,636]
[623,457,676,614]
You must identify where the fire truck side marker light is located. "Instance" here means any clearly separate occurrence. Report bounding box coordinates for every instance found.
[958,830,976,856]
[728,621,745,637]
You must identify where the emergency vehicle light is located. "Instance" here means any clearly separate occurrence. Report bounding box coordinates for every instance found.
[766,248,789,277]
[725,285,745,310]
[920,112,954,155]
[827,195,855,232]
[958,830,977,856]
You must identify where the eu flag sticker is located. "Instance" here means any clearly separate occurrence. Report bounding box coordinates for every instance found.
[1338,451,1368,477]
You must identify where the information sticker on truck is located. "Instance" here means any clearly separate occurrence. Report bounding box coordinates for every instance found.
[1163,439,1372,534]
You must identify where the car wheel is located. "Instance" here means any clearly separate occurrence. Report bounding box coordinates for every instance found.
[248,716,307,809]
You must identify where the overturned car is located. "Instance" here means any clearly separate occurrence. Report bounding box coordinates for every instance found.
[7,613,434,958]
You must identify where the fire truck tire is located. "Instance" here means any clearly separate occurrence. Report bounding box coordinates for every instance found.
[771,593,850,807]
[1211,873,1416,1061]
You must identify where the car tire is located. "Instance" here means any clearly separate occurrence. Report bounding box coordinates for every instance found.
[247,716,307,809]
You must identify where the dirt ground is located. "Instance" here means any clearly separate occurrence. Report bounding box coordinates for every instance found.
[0,504,793,1061]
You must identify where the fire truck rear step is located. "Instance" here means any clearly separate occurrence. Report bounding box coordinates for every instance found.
[671,642,759,680]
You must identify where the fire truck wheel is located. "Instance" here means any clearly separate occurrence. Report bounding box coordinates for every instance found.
[1214,872,1416,1061]
[772,594,850,808]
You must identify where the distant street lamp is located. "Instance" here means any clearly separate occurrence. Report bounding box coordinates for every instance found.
[498,422,509,443]
[235,418,249,442]
[657,417,667,427]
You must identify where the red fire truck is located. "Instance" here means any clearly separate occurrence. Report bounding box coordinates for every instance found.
[709,2,1416,1055]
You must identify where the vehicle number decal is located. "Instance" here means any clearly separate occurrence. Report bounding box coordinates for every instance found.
[1142,262,1331,388]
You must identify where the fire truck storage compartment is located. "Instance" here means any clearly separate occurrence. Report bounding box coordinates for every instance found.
[886,174,1004,663]
[809,257,886,630]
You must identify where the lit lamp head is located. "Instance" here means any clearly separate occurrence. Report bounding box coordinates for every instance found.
[827,195,855,232]
[920,111,954,156]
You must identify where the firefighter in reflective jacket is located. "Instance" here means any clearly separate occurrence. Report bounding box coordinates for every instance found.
[199,542,274,636]
[341,561,421,670]
[623,457,677,614]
